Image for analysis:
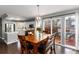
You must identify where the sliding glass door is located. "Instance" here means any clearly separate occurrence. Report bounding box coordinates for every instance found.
[43,17,62,45]
[65,15,76,47]
[42,14,76,48]
[52,18,62,44]
[42,19,51,35]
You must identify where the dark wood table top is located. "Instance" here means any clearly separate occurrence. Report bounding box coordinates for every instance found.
[25,33,51,44]
[25,35,39,44]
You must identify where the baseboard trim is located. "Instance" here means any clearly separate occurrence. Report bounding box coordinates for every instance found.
[0,37,18,45]
[5,40,18,45]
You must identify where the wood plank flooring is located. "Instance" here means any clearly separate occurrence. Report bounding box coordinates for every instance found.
[0,39,78,54]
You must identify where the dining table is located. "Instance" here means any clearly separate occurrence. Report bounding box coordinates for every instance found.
[24,33,53,54]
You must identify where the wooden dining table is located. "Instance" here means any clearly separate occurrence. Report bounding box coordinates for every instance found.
[24,33,53,54]
[18,33,55,54]
[25,33,50,42]
[25,34,51,54]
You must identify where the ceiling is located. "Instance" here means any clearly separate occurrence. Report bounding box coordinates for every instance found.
[0,5,79,20]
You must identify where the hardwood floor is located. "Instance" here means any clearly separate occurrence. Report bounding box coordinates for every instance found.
[0,39,79,54]
[0,39,20,54]
[0,39,8,54]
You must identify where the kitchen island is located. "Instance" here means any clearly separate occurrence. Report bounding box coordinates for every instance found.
[4,32,18,44]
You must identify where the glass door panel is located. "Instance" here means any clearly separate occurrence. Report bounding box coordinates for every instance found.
[65,15,76,46]
[43,19,51,34]
[52,18,62,44]
[5,23,15,32]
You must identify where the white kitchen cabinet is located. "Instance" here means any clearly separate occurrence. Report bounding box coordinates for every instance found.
[4,32,18,44]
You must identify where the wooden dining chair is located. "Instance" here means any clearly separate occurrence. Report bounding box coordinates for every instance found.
[18,35,26,54]
[37,38,48,54]
[52,36,56,54]
[26,41,34,54]
[43,34,56,54]
[49,34,56,54]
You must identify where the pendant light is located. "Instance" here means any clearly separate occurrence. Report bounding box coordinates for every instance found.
[36,5,41,20]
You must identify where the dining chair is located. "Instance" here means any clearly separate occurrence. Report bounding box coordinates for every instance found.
[18,35,26,54]
[37,39,48,54]
[43,33,56,54]
[49,33,56,54]
[26,41,34,54]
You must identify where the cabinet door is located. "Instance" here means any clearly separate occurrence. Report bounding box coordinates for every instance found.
[5,23,15,32]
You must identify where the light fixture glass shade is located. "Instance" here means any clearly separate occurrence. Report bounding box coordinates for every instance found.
[36,5,41,20]
[36,16,41,20]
